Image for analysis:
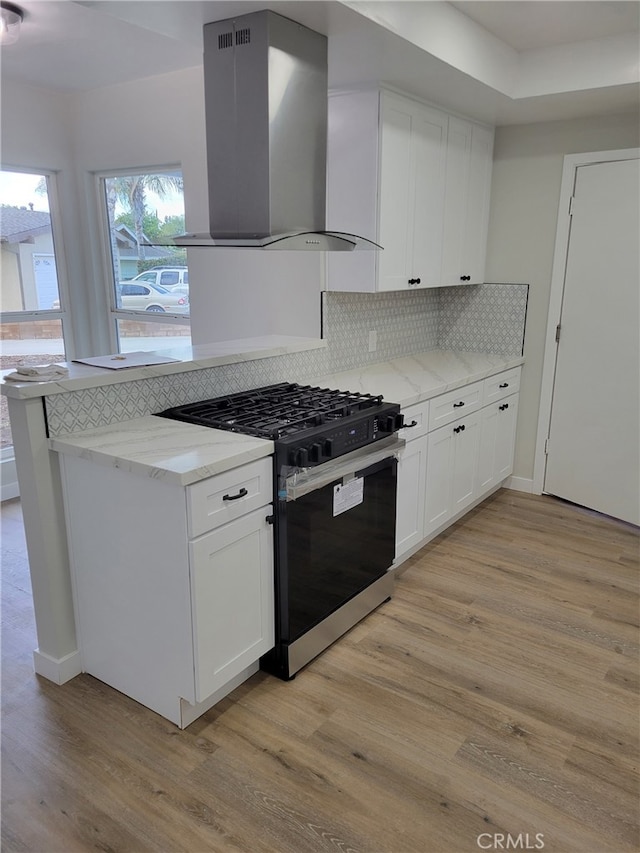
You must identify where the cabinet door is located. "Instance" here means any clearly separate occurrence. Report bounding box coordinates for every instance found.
[451,411,481,514]
[442,118,494,286]
[478,402,500,493]
[494,395,519,481]
[465,124,494,283]
[409,105,448,288]
[425,425,455,534]
[395,434,428,560]
[425,411,481,536]
[441,117,472,287]
[378,98,414,291]
[379,95,448,291]
[478,395,519,493]
[190,508,274,702]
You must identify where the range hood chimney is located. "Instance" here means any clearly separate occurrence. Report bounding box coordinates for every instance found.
[170,10,380,251]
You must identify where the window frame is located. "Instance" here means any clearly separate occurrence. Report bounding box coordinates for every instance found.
[0,165,75,354]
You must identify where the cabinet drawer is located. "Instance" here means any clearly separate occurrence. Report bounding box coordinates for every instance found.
[484,368,521,404]
[399,400,430,442]
[429,381,483,430]
[187,457,272,538]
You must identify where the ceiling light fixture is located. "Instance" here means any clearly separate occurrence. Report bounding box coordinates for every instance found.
[0,1,23,45]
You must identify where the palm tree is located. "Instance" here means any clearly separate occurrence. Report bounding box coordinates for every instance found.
[107,173,183,265]
[118,174,184,262]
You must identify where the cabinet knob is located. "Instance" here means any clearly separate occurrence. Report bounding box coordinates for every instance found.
[408,278,421,286]
[265,514,274,525]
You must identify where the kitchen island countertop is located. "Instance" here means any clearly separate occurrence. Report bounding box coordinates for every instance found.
[0,334,327,400]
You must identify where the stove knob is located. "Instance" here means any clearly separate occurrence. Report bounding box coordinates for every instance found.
[384,415,396,432]
[297,447,309,467]
[395,413,405,431]
[288,449,298,466]
[310,442,323,463]
[323,438,334,458]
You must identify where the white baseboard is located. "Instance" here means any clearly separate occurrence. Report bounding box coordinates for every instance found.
[33,648,82,684]
[505,475,537,494]
[1,453,19,502]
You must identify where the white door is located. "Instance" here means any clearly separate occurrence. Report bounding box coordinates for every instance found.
[544,157,639,525]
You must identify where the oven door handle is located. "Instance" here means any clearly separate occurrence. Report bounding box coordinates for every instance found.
[284,435,405,501]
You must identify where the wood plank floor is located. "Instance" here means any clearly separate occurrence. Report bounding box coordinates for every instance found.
[1,490,638,853]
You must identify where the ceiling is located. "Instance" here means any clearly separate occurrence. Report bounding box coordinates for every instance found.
[449,1,639,51]
[1,0,638,126]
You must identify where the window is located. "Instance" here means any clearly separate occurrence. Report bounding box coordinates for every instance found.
[99,169,190,353]
[0,168,69,450]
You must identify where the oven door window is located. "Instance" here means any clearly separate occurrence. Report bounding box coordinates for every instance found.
[284,458,397,642]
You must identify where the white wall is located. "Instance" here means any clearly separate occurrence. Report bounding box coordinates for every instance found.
[485,112,640,483]
[0,80,88,355]
[1,70,324,355]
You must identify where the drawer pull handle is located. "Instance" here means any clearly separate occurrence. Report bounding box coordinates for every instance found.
[408,277,421,285]
[499,403,509,411]
[453,401,465,408]
[453,424,466,434]
[223,487,248,501]
[499,382,509,389]
[405,420,419,428]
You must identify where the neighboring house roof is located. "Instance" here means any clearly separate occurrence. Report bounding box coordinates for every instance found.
[0,205,51,243]
[115,222,174,261]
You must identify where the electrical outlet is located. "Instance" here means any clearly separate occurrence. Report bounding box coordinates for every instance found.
[368,330,377,352]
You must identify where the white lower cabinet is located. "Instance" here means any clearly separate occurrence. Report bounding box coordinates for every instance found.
[190,509,274,703]
[59,454,274,728]
[396,434,428,557]
[395,368,521,564]
[478,394,519,492]
[424,410,481,537]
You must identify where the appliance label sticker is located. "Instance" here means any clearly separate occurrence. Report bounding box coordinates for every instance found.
[333,477,364,516]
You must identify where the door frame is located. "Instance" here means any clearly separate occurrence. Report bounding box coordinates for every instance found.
[533,147,640,495]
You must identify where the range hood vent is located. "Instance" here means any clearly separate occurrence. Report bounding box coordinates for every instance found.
[158,10,380,252]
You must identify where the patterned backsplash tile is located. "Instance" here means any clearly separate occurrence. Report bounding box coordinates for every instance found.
[438,283,528,356]
[45,283,528,436]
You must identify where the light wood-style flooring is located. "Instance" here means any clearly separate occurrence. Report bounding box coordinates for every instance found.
[1,490,638,853]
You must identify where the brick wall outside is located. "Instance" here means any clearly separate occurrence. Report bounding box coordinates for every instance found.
[2,321,190,340]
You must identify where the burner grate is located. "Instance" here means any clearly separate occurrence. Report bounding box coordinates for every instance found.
[158,382,385,439]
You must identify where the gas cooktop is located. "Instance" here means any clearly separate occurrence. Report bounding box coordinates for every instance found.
[158,382,388,440]
[158,382,403,468]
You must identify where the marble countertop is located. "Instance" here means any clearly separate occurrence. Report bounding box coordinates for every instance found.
[309,350,524,408]
[50,416,274,486]
[49,350,523,485]
[0,334,326,400]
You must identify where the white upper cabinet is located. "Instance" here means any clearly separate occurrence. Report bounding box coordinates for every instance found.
[441,118,495,286]
[377,94,448,291]
[326,89,494,292]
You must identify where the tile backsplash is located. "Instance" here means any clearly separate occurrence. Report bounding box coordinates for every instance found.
[438,283,528,356]
[45,282,528,437]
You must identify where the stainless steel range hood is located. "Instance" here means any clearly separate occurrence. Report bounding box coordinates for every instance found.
[168,10,380,252]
